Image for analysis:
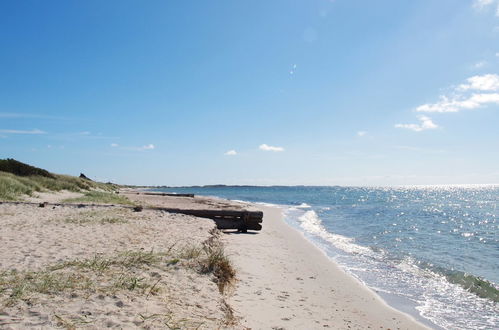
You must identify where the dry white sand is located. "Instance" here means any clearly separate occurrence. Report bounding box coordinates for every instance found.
[0,198,236,329]
[23,190,83,204]
[224,204,429,330]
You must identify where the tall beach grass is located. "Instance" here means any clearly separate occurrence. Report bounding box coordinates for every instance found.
[0,171,118,201]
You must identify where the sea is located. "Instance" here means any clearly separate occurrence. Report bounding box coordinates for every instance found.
[151,185,498,329]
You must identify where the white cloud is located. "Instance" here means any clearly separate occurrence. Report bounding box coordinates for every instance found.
[459,74,499,91]
[0,129,46,134]
[259,144,284,152]
[416,74,499,113]
[224,150,237,156]
[357,131,367,137]
[473,0,499,16]
[468,75,499,91]
[395,115,439,132]
[112,143,155,151]
[473,61,487,69]
[416,93,499,113]
[473,0,494,9]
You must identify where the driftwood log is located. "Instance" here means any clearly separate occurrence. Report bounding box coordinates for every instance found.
[151,207,263,232]
[118,191,195,198]
[142,192,195,198]
[0,201,263,232]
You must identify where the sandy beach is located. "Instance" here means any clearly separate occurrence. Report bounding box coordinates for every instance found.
[126,191,429,329]
[0,191,236,329]
[0,190,428,329]
[224,204,428,329]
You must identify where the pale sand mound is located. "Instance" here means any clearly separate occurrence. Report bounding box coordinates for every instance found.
[0,203,237,329]
[23,190,84,204]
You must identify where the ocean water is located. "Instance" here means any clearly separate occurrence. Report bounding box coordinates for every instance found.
[151,185,498,329]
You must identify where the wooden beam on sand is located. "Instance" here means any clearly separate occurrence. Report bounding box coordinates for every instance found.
[119,191,195,198]
[150,207,263,232]
[0,201,263,232]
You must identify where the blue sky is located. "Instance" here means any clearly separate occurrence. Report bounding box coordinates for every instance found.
[1,0,498,186]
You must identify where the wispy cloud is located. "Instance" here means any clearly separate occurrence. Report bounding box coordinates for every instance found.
[112,143,155,151]
[259,144,284,152]
[395,115,439,132]
[473,61,487,69]
[0,129,46,134]
[0,112,67,120]
[416,93,499,113]
[394,145,446,154]
[416,74,499,113]
[473,0,499,16]
[45,131,119,143]
[458,74,499,91]
[357,131,367,137]
[224,150,237,156]
[474,0,495,9]
[140,144,155,150]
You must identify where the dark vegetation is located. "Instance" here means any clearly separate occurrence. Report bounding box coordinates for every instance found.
[0,158,55,178]
[0,158,119,200]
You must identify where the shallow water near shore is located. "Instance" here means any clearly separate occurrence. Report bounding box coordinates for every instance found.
[152,185,499,329]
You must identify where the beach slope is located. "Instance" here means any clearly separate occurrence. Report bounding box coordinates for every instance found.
[225,204,428,329]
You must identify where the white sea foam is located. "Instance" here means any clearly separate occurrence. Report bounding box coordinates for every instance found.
[231,199,252,205]
[293,210,374,256]
[296,202,311,208]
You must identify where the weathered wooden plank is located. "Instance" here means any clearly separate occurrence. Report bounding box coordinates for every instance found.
[151,207,263,231]
[141,192,195,198]
[214,218,262,231]
[152,207,263,221]
[0,201,263,231]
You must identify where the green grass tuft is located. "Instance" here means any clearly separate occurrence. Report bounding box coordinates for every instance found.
[200,244,235,293]
[1,270,93,306]
[113,275,149,291]
[50,250,164,273]
[62,191,133,205]
[62,210,129,225]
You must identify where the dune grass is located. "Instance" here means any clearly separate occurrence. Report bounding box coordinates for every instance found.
[62,191,134,205]
[1,244,235,308]
[62,210,130,225]
[0,158,119,201]
[0,172,38,200]
[0,171,118,201]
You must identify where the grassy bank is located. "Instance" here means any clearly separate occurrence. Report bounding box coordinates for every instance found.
[0,159,119,201]
[62,191,134,205]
